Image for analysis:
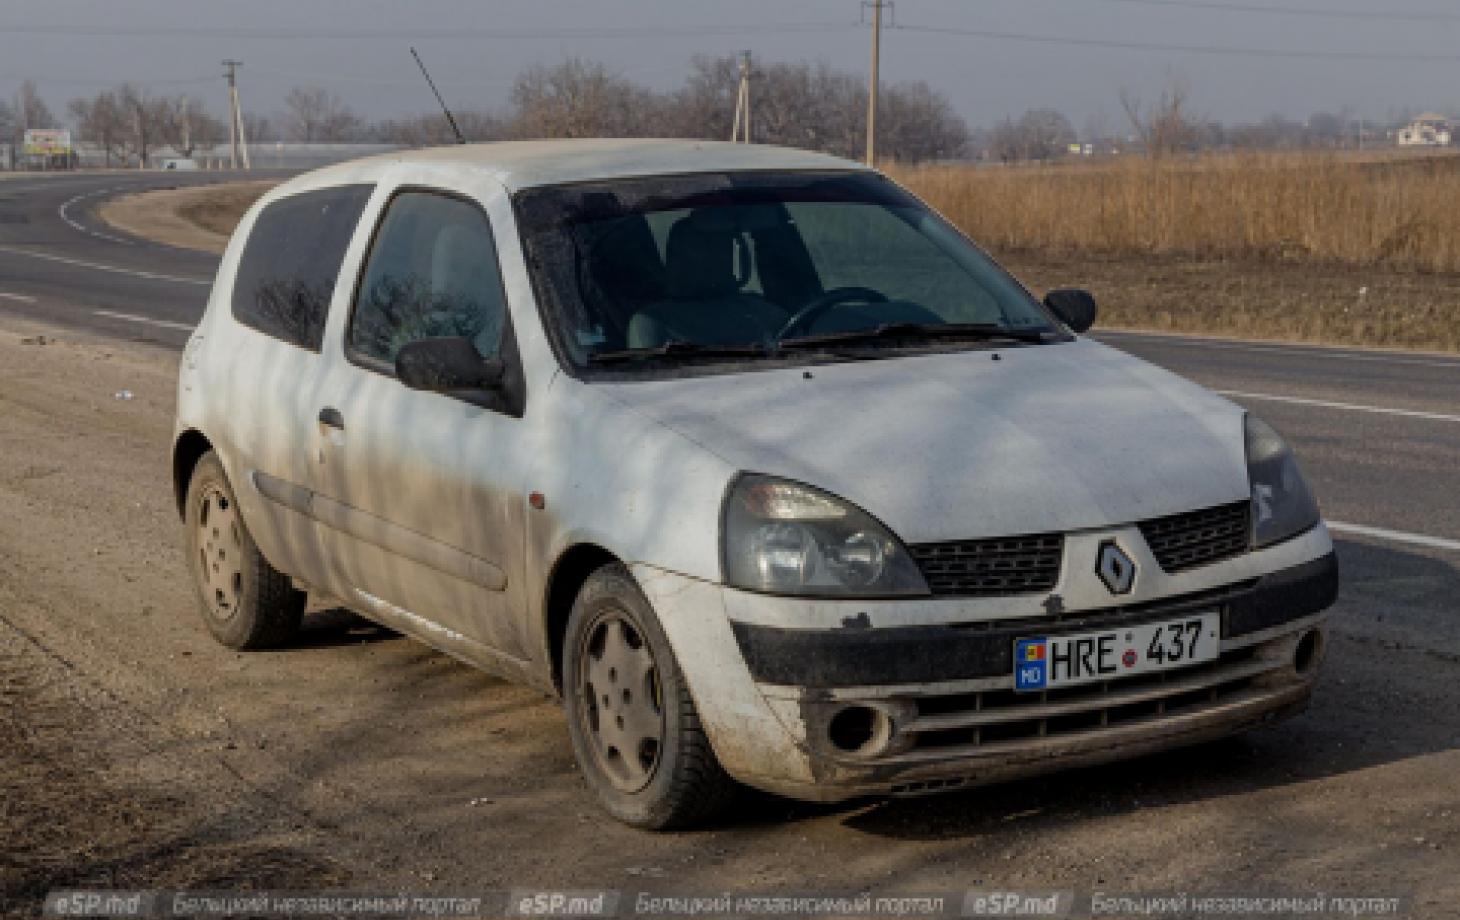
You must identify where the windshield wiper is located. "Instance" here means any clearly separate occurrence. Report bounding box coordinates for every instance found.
[587,340,770,365]
[776,322,1050,351]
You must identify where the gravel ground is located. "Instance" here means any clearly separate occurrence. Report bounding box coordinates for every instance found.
[0,318,1456,918]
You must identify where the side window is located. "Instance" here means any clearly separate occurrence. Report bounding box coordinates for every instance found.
[348,191,508,369]
[231,184,372,351]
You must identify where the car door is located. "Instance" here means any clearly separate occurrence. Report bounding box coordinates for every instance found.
[309,183,532,660]
[215,183,374,591]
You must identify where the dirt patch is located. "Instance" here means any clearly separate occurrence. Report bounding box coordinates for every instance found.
[98,181,275,254]
[1003,250,1460,354]
[0,321,350,917]
[0,636,349,915]
[0,313,1456,915]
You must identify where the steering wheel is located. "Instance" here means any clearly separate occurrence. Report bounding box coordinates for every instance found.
[774,286,889,341]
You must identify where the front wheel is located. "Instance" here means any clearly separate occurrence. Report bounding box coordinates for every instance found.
[563,564,737,829]
[183,451,304,650]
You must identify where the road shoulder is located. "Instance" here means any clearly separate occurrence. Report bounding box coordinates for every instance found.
[97,181,275,254]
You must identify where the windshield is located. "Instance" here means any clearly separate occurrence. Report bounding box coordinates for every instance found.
[514,170,1061,372]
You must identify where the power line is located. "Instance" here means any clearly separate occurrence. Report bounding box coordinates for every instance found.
[0,72,216,88]
[0,21,857,41]
[894,21,1460,62]
[1084,0,1460,24]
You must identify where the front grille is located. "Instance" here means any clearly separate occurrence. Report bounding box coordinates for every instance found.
[909,533,1063,597]
[1139,501,1251,573]
[899,646,1269,755]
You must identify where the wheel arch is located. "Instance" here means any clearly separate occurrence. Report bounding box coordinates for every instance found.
[543,542,621,696]
[172,428,214,517]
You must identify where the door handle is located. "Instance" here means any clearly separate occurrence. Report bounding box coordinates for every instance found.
[318,407,345,431]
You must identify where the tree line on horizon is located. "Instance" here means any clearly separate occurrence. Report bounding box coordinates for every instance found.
[32,57,966,166]
[11,58,1446,166]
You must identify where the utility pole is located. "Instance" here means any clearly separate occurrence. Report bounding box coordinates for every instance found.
[181,96,191,158]
[865,0,884,165]
[222,59,250,170]
[731,51,752,143]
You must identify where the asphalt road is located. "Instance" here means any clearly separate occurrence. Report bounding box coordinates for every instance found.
[0,171,1456,904]
[0,170,257,342]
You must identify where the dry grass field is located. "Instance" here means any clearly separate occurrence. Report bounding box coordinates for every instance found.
[890,152,1460,352]
[889,152,1460,273]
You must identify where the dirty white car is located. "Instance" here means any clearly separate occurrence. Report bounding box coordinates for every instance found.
[173,140,1337,828]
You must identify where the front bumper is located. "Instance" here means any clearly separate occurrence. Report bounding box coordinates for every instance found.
[632,530,1337,804]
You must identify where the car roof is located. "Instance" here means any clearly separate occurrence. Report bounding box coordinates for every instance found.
[276,138,870,195]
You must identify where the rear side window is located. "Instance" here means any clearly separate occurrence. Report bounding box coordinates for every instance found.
[348,190,508,368]
[231,184,373,351]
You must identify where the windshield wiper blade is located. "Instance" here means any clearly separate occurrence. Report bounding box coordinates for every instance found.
[777,322,1050,351]
[587,340,769,365]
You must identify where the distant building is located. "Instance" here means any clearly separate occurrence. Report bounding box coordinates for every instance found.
[1397,113,1452,147]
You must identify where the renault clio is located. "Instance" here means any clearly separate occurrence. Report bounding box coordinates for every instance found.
[173,140,1338,828]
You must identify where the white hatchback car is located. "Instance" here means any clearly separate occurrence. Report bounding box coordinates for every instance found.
[174,140,1337,828]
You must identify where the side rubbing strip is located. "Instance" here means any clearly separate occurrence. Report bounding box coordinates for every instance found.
[250,470,507,592]
[251,470,312,515]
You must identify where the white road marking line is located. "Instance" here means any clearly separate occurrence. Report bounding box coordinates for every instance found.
[0,292,36,302]
[92,309,195,332]
[1329,521,1460,554]
[0,245,210,286]
[58,188,134,246]
[1216,389,1460,424]
[1098,329,1460,370]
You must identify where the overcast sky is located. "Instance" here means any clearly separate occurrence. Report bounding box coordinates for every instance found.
[6,0,1459,130]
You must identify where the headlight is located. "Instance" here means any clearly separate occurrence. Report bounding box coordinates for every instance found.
[722,474,929,597]
[1245,415,1320,548]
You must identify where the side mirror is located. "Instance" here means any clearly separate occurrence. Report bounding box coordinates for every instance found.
[395,337,505,393]
[1043,288,1099,334]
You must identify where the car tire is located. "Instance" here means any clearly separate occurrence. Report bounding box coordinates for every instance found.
[563,563,737,829]
[183,451,304,650]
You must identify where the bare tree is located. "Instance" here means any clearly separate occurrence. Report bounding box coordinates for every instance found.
[663,55,966,163]
[368,110,507,146]
[284,86,361,142]
[988,109,1075,161]
[1120,79,1198,158]
[880,81,968,162]
[665,54,741,141]
[510,58,660,139]
[68,91,126,165]
[16,81,55,132]
[156,95,225,158]
[116,84,169,167]
[242,112,276,143]
[0,99,18,150]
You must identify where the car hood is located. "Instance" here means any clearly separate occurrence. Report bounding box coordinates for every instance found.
[596,339,1252,542]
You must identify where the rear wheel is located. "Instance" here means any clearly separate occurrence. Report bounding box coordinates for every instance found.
[563,564,737,829]
[183,452,304,650]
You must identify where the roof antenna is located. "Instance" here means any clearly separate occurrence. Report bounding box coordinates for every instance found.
[410,46,466,144]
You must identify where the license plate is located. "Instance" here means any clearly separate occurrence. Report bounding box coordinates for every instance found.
[1013,613,1220,692]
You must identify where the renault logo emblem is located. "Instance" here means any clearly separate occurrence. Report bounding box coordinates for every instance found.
[1096,541,1136,594]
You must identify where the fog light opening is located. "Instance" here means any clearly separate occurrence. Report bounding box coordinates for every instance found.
[1294,629,1322,676]
[827,705,891,756]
